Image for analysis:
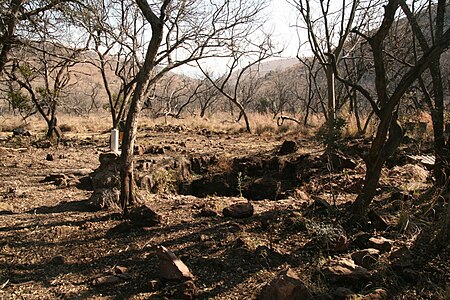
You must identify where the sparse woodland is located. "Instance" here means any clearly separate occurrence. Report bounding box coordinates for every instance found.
[0,0,449,299]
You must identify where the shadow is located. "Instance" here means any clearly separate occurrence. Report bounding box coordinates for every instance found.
[25,200,97,214]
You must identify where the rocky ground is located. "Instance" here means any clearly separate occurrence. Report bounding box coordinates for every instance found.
[0,125,449,299]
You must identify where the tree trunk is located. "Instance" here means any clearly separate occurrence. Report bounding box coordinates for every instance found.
[0,0,24,74]
[428,60,447,187]
[326,63,336,129]
[351,115,403,220]
[119,0,165,213]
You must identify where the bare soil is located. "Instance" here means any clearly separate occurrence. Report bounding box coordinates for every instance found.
[0,126,448,299]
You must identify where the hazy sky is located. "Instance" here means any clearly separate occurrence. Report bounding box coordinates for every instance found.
[266,0,301,58]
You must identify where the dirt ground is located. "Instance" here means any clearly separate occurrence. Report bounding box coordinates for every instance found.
[0,125,449,299]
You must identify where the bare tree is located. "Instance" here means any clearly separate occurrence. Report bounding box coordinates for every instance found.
[0,0,83,74]
[198,39,276,133]
[290,0,361,139]
[118,0,273,212]
[5,41,83,138]
[332,0,450,221]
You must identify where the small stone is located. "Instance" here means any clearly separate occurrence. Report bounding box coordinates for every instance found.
[351,249,380,268]
[367,237,393,252]
[223,202,254,218]
[46,153,54,161]
[259,268,312,300]
[156,245,194,281]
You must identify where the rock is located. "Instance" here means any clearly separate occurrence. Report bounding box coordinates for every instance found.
[106,221,133,236]
[12,127,31,137]
[389,246,412,260]
[99,151,119,165]
[46,153,54,161]
[278,140,298,155]
[333,287,357,300]
[134,144,147,155]
[49,255,65,265]
[259,268,312,300]
[88,188,120,210]
[367,237,393,252]
[368,210,389,230]
[92,275,121,286]
[322,258,370,282]
[156,245,194,281]
[91,152,120,189]
[322,151,357,170]
[362,288,388,300]
[351,249,380,269]
[351,232,372,248]
[245,177,281,200]
[389,246,413,270]
[223,202,254,218]
[197,207,218,217]
[113,266,128,274]
[128,205,161,227]
[42,173,68,183]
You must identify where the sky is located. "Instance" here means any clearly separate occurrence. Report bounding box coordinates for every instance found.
[176,0,303,77]
[266,0,301,58]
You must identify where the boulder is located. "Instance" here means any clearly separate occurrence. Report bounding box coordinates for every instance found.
[156,246,194,281]
[223,202,254,218]
[259,268,312,300]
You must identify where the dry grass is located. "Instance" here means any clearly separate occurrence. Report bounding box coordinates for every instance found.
[0,111,383,140]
